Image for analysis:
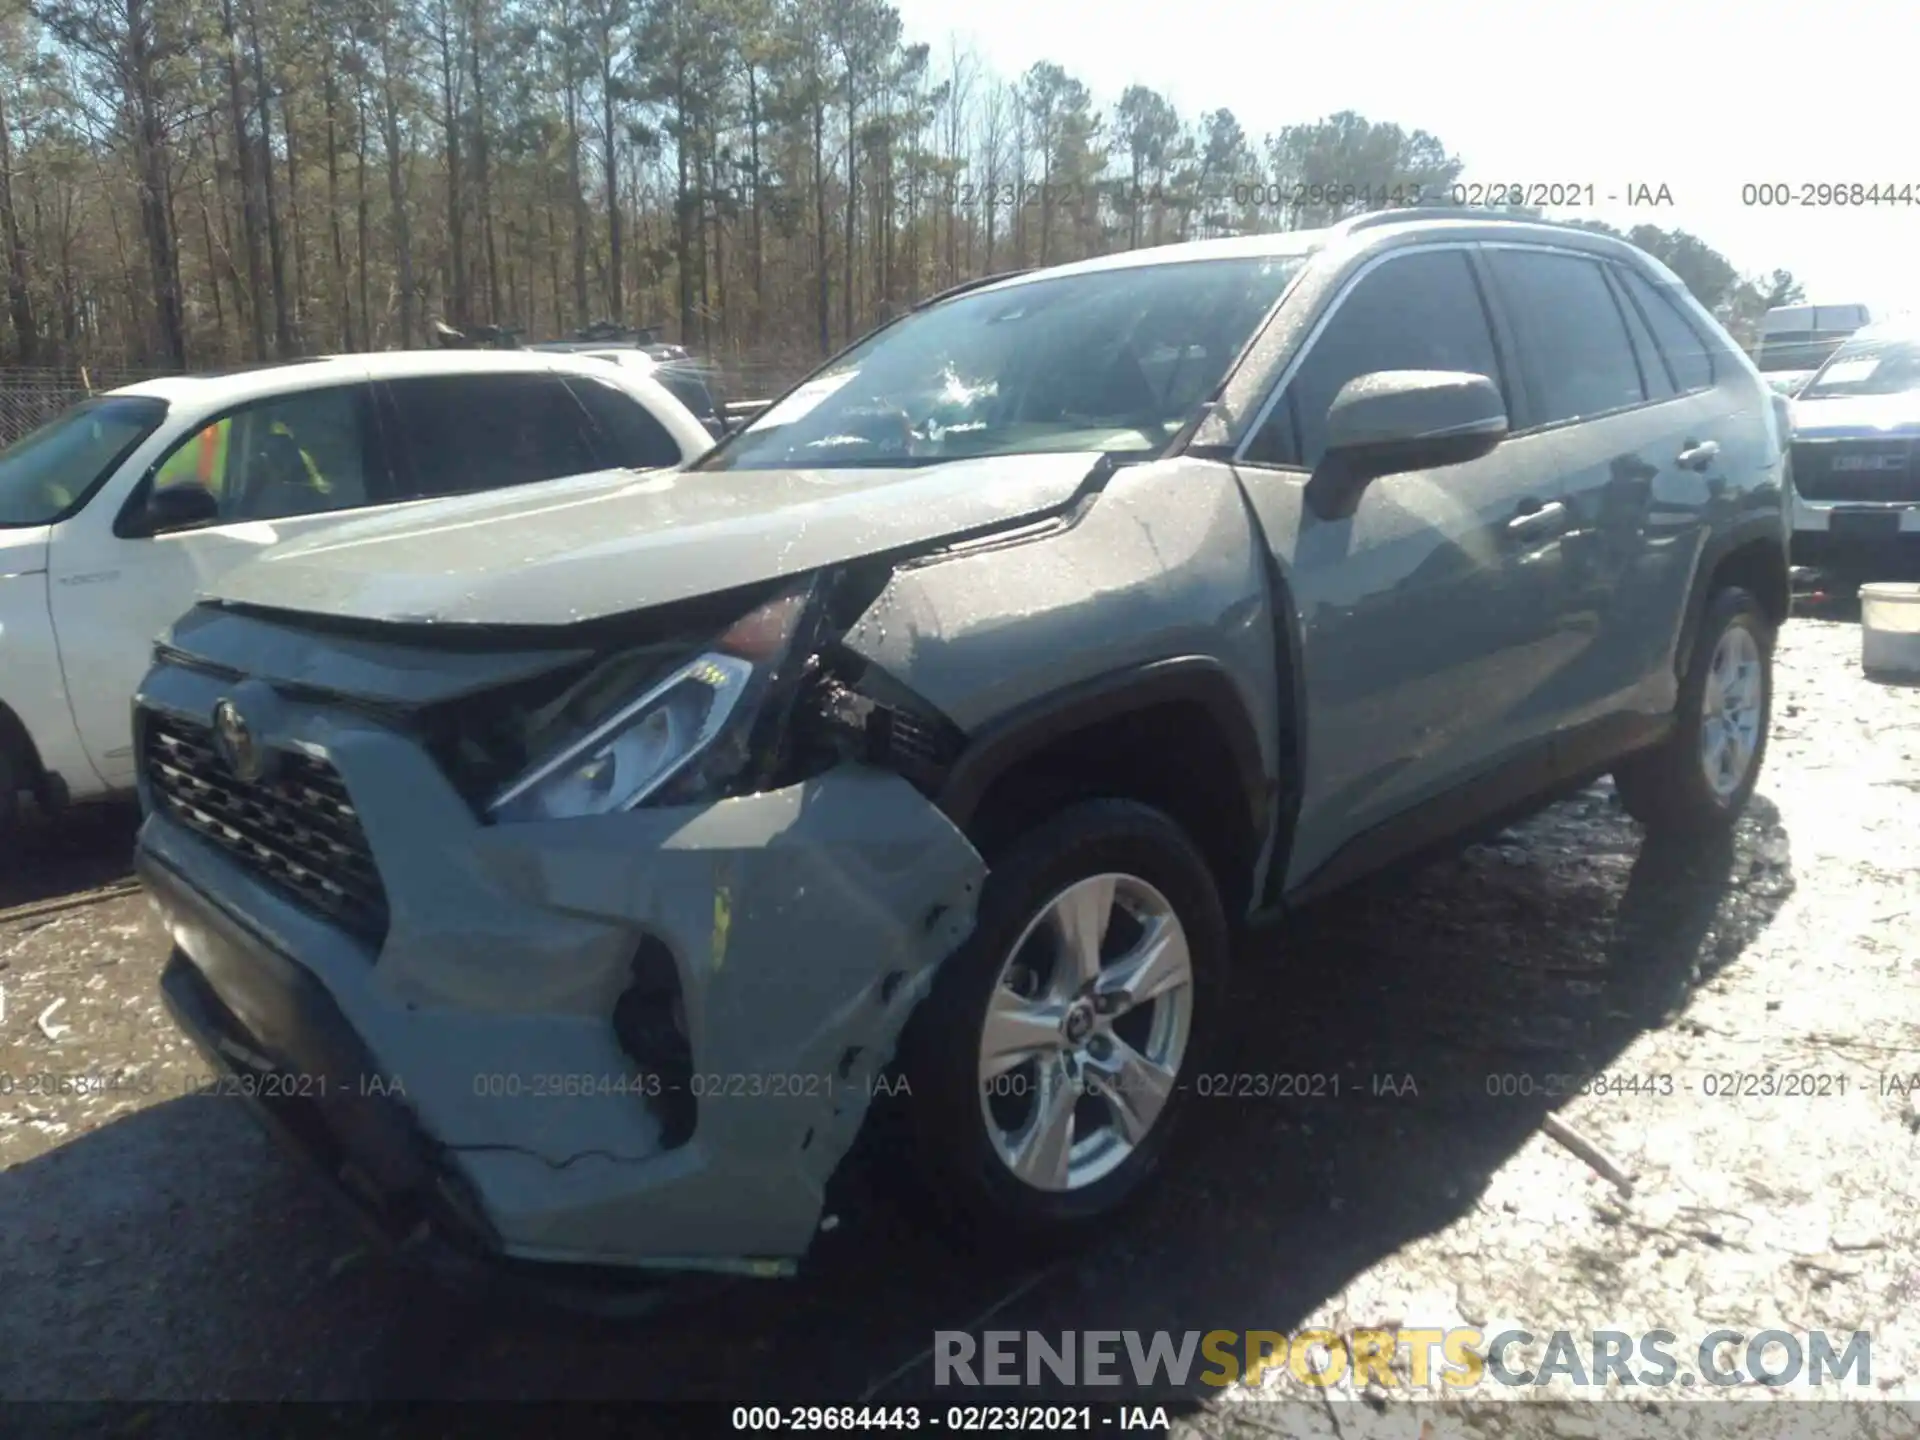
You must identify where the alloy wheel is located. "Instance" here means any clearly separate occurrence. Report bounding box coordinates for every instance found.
[975,872,1194,1192]
[1699,623,1764,799]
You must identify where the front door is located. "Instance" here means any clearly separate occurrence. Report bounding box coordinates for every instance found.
[1231,245,1575,892]
[48,378,387,787]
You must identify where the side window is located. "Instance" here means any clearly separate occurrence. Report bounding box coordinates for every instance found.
[1617,267,1716,393]
[384,373,600,500]
[149,386,375,521]
[564,377,685,470]
[1606,267,1675,402]
[153,417,234,501]
[1490,250,1645,425]
[1246,249,1503,470]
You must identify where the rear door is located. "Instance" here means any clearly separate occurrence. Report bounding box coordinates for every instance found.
[1231,244,1574,890]
[1608,262,1735,714]
[50,376,389,786]
[1477,244,1718,747]
[377,370,605,499]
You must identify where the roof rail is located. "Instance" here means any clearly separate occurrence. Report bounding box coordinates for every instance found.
[913,268,1033,310]
[1336,206,1563,235]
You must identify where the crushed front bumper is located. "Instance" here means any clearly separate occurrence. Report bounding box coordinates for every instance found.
[137,660,985,1275]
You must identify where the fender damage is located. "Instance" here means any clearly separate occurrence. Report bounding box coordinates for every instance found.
[454,769,986,1268]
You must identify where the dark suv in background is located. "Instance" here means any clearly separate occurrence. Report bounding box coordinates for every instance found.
[136,209,1789,1284]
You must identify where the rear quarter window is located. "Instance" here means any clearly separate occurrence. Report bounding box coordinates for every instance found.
[382,373,601,498]
[564,377,686,469]
[1616,267,1716,393]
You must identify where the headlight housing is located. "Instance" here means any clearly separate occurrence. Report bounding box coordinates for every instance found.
[488,577,821,823]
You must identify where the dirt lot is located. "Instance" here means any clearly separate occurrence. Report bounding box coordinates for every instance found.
[1,608,1915,1434]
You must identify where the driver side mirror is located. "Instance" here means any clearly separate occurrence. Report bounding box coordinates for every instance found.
[1304,370,1508,521]
[131,482,221,537]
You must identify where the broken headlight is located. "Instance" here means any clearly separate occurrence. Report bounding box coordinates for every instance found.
[488,577,822,823]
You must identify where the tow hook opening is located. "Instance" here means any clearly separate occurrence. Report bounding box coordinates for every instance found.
[612,934,695,1148]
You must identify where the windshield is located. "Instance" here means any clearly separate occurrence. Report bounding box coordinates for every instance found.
[703,256,1304,471]
[1757,339,1841,372]
[1799,335,1920,400]
[0,396,167,526]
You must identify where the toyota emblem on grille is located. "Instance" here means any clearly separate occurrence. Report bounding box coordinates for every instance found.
[211,698,267,782]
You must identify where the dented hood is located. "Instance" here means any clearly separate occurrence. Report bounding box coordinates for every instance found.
[209,453,1102,626]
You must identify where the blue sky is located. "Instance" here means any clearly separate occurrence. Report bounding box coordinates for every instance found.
[892,0,1920,318]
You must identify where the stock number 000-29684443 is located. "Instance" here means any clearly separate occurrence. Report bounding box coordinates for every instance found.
[731,1407,1111,1431]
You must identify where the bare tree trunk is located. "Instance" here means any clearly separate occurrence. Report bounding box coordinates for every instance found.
[320,25,350,350]
[563,65,587,327]
[0,82,39,362]
[524,198,539,335]
[842,69,856,343]
[600,55,622,322]
[436,0,467,328]
[467,3,500,322]
[744,59,764,345]
[545,196,562,335]
[353,72,371,349]
[196,180,226,352]
[673,68,694,342]
[245,0,294,355]
[126,0,186,366]
[219,0,268,359]
[284,80,308,344]
[208,124,249,341]
[811,100,827,354]
[378,36,415,345]
[707,140,723,351]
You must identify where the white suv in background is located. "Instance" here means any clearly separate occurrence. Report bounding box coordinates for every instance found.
[0,349,712,849]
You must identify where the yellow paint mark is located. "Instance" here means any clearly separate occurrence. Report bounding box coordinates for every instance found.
[711,884,732,971]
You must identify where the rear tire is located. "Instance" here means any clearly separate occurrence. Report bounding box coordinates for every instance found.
[898,799,1230,1244]
[0,742,20,866]
[1614,586,1773,835]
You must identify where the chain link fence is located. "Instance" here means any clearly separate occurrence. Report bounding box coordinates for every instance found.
[0,366,165,445]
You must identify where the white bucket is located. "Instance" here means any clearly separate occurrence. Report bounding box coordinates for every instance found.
[1861,582,1920,679]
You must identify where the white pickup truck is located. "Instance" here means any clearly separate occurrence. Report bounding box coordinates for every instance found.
[0,348,712,850]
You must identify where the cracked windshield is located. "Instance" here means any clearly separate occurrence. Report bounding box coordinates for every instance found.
[705,256,1302,470]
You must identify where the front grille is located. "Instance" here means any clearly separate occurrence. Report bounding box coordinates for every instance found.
[1792,438,1920,503]
[141,711,390,945]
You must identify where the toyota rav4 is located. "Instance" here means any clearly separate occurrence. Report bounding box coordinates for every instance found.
[135,210,1790,1282]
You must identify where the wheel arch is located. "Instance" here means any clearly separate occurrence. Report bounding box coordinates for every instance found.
[0,696,47,790]
[935,656,1273,920]
[1678,521,1791,673]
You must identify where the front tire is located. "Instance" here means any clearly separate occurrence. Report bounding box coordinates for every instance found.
[1614,586,1773,834]
[0,742,20,867]
[899,799,1230,1242]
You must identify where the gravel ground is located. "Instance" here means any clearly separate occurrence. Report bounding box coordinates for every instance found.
[0,609,1914,1435]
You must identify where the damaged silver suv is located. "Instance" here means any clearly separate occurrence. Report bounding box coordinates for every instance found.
[136,210,1790,1281]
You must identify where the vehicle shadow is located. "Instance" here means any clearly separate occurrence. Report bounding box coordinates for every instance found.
[0,786,1794,1409]
[0,799,140,912]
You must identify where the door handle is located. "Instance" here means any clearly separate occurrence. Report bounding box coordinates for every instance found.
[1676,439,1720,471]
[1506,499,1569,538]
